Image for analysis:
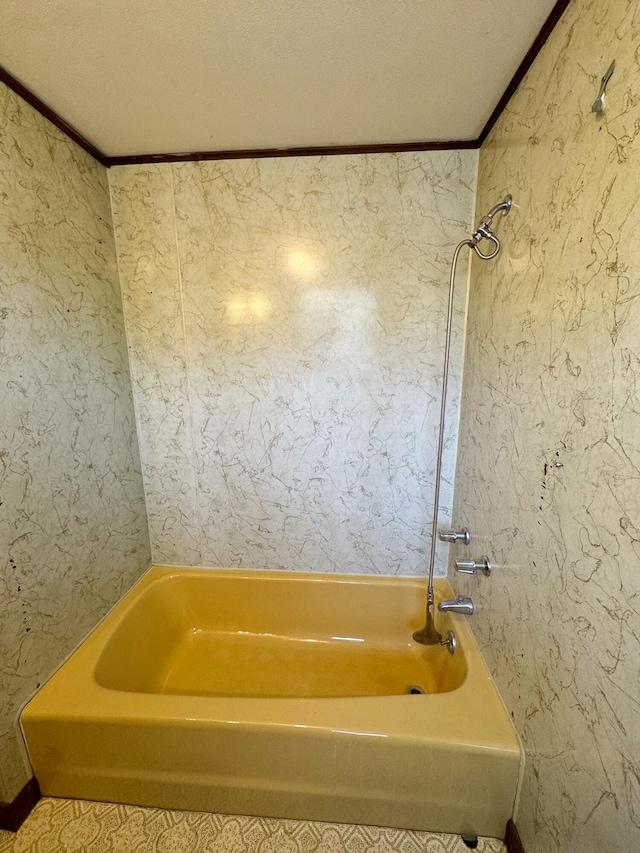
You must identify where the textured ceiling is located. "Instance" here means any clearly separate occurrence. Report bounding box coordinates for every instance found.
[0,0,560,158]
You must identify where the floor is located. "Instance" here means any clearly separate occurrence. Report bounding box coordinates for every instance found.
[0,798,507,852]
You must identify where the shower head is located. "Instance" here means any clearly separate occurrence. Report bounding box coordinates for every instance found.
[470,195,513,260]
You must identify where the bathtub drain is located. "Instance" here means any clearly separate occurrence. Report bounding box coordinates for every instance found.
[407,684,426,695]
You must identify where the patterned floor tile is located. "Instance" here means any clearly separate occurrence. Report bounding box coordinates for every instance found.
[0,799,506,853]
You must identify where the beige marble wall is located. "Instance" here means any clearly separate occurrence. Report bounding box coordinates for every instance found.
[452,0,640,850]
[0,82,151,803]
[111,152,477,574]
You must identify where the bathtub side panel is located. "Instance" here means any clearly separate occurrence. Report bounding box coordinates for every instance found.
[22,712,519,838]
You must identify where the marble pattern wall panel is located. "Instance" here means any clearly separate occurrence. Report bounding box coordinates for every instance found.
[109,167,201,564]
[111,151,477,574]
[0,82,150,802]
[452,0,640,850]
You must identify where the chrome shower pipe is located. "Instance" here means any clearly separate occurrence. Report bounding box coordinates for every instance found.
[413,196,512,646]
[412,239,470,646]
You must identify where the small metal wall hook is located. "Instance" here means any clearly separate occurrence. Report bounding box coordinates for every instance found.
[591,60,615,116]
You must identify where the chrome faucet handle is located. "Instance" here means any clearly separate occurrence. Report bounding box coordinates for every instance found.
[454,555,492,576]
[438,527,470,546]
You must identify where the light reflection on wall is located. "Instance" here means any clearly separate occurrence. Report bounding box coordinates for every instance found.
[287,248,320,280]
[226,292,271,324]
[223,249,322,327]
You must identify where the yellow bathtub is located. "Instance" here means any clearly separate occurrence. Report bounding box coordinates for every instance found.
[21,566,521,838]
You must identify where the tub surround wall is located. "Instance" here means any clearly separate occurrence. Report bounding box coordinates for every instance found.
[0,81,150,803]
[110,152,477,574]
[453,0,640,850]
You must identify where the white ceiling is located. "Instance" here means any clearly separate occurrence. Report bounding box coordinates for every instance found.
[0,1,559,158]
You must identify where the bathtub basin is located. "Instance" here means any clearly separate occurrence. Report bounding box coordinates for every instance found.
[22,566,521,838]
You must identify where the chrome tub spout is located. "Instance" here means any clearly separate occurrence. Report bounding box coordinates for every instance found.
[438,596,474,616]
